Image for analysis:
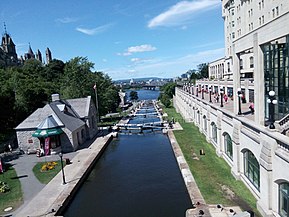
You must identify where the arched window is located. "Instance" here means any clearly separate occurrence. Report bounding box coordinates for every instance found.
[240,59,243,69]
[211,122,217,143]
[279,182,289,217]
[244,150,260,190]
[250,56,254,68]
[224,133,233,159]
[203,115,207,132]
[227,62,231,72]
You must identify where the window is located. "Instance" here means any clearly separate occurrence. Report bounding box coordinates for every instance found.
[244,150,260,190]
[279,182,289,217]
[276,6,279,16]
[250,56,254,68]
[262,15,265,24]
[227,62,231,72]
[240,59,243,69]
[224,133,233,159]
[232,32,235,39]
[232,9,235,16]
[232,21,235,27]
[211,122,217,143]
[273,8,275,18]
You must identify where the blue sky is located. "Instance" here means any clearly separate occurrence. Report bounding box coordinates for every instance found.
[0,0,224,80]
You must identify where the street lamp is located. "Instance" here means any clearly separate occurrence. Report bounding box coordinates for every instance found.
[201,85,204,99]
[59,152,66,185]
[220,86,224,107]
[209,85,212,103]
[237,88,242,115]
[267,90,278,129]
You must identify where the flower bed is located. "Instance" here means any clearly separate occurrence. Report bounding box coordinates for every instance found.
[41,161,58,172]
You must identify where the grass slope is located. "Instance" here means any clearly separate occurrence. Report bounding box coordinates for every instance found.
[0,165,23,215]
[165,107,260,216]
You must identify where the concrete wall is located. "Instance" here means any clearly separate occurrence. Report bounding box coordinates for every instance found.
[174,87,289,217]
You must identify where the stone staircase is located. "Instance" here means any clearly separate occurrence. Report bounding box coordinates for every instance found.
[276,113,289,136]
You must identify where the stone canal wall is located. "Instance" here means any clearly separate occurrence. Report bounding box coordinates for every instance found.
[16,133,116,217]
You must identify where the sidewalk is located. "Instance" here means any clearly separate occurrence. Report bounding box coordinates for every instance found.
[186,90,255,121]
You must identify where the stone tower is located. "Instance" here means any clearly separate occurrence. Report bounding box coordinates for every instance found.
[1,23,17,63]
[46,47,52,64]
[24,43,35,60]
[36,49,42,63]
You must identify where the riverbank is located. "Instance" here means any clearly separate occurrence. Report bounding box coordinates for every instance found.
[164,107,260,216]
[15,133,115,217]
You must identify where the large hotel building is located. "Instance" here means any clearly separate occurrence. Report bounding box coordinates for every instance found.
[174,0,289,216]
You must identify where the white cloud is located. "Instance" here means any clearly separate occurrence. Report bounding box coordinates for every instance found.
[148,0,220,28]
[118,44,156,56]
[107,47,224,80]
[56,17,79,24]
[127,44,156,53]
[131,58,141,62]
[76,23,113,35]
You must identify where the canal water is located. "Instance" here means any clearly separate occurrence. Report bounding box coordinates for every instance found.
[63,89,192,217]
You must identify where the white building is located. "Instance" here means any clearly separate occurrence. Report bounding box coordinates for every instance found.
[176,1,289,216]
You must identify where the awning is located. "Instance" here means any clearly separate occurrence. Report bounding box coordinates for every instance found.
[32,128,63,138]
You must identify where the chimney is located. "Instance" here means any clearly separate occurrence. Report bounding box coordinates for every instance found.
[51,93,60,102]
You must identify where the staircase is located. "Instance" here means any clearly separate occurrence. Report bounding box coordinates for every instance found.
[275,113,289,136]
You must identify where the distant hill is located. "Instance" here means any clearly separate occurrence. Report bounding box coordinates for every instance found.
[114,77,171,83]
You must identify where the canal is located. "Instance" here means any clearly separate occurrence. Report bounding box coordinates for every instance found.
[63,89,192,217]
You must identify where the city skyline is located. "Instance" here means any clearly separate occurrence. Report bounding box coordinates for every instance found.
[0,0,224,80]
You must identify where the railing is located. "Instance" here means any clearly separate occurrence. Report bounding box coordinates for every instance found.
[275,113,289,135]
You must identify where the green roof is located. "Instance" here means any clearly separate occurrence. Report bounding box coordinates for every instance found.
[32,128,63,138]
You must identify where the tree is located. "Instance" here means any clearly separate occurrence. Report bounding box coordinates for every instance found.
[129,91,138,101]
[60,57,94,99]
[197,63,209,79]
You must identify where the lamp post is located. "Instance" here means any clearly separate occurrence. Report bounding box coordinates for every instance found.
[209,85,212,103]
[59,152,66,185]
[201,85,204,99]
[237,88,242,115]
[267,90,278,129]
[220,86,224,107]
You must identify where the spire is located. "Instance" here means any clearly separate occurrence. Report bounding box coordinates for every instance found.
[3,22,7,34]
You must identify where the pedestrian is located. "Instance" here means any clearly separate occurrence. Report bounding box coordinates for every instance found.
[224,94,228,103]
[249,101,254,114]
[216,94,220,103]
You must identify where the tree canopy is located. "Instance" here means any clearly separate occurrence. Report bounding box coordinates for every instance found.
[129,90,139,101]
[0,57,120,137]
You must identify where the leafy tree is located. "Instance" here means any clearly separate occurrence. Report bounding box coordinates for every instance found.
[129,91,138,101]
[197,63,209,79]
[60,57,94,99]
[160,82,176,98]
[159,93,171,107]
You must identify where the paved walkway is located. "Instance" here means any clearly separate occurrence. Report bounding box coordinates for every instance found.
[183,89,255,121]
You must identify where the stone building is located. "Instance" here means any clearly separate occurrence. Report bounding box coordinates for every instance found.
[15,94,98,154]
[179,0,289,216]
[0,27,18,67]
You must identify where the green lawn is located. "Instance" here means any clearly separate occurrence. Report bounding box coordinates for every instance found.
[32,160,65,184]
[165,107,260,216]
[0,165,23,215]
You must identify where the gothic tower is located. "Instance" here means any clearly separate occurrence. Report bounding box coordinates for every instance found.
[36,49,42,63]
[46,47,52,64]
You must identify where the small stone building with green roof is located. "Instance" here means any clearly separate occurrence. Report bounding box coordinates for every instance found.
[15,94,98,154]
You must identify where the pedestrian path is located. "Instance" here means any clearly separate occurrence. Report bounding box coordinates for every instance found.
[184,89,255,121]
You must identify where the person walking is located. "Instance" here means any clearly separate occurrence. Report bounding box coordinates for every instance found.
[249,101,255,114]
